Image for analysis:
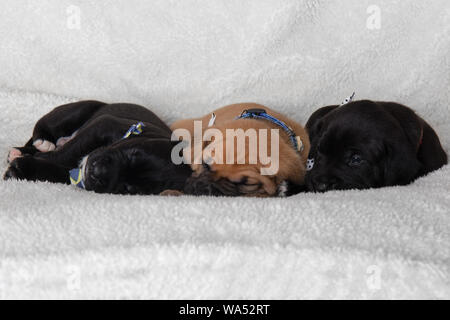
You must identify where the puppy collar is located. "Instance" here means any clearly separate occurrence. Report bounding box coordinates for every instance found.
[69,167,85,188]
[208,113,216,127]
[340,92,356,106]
[69,121,146,189]
[122,121,145,139]
[236,108,304,153]
[306,158,315,171]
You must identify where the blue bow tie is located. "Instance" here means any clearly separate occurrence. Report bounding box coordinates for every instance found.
[122,122,145,139]
[69,167,85,188]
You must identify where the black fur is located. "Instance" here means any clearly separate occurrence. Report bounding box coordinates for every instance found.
[4,100,192,195]
[305,100,447,192]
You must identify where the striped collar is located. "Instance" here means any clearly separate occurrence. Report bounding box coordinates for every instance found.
[236,108,304,153]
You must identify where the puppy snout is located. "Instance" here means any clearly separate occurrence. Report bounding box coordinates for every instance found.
[315,182,328,192]
[91,159,109,180]
[184,176,212,195]
[86,156,113,190]
[312,175,338,192]
[184,171,239,196]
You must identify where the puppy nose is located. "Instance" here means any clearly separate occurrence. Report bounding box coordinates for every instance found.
[313,175,337,192]
[316,182,328,192]
[184,176,212,195]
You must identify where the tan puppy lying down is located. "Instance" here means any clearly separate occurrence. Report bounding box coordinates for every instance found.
[171,103,310,197]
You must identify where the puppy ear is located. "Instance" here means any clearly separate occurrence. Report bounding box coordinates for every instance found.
[305,105,339,135]
[382,140,421,186]
[305,105,339,156]
[381,102,423,149]
[382,102,447,175]
[378,103,424,186]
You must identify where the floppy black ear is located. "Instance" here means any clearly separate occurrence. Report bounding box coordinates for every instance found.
[380,102,423,149]
[305,105,339,135]
[416,123,448,175]
[380,102,425,185]
[382,139,422,186]
[305,105,339,157]
[381,102,448,176]
[383,102,447,176]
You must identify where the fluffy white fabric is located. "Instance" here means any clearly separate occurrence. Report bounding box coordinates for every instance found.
[0,0,449,299]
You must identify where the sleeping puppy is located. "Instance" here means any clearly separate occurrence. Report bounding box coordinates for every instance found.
[171,103,310,197]
[305,100,447,192]
[4,100,192,194]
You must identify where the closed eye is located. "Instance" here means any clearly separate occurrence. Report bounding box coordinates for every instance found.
[236,178,262,192]
[239,184,261,193]
[234,177,261,187]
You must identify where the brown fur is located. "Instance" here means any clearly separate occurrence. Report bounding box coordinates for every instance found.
[171,103,310,197]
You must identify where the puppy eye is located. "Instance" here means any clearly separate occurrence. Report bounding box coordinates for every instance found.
[348,154,363,167]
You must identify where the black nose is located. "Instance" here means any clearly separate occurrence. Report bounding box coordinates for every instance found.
[312,175,338,192]
[316,182,328,192]
[184,173,238,196]
[184,176,215,195]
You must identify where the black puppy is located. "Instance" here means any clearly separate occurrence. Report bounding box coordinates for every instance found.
[305,100,447,192]
[4,100,192,194]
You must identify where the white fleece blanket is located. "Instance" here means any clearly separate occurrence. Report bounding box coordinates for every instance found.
[0,0,449,299]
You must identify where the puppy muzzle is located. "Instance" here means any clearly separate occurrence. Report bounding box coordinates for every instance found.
[306,171,339,192]
[184,171,239,196]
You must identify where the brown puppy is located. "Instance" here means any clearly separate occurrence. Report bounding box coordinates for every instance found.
[171,103,310,197]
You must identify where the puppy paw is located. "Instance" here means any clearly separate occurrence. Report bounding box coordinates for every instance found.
[33,139,56,152]
[4,158,26,180]
[56,136,72,147]
[7,148,22,163]
[3,156,36,181]
[159,189,184,196]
